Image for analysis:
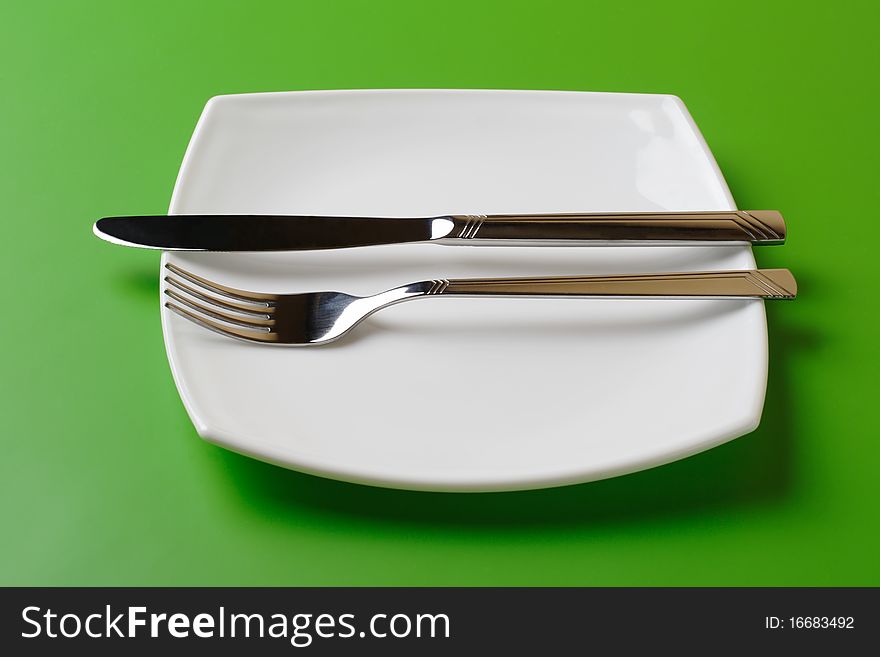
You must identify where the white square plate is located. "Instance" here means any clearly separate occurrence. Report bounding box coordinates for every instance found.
[163,89,765,491]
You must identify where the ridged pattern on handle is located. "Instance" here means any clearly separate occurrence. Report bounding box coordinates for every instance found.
[728,211,786,241]
[441,269,797,299]
[425,279,451,295]
[455,215,487,239]
[450,210,786,243]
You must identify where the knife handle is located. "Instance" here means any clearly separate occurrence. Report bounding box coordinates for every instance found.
[446,210,785,244]
[435,269,797,299]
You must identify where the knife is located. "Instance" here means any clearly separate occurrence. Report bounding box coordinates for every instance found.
[93,210,786,251]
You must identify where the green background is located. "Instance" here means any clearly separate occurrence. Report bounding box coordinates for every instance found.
[2,0,878,585]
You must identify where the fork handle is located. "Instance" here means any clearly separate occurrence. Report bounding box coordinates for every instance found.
[447,210,786,244]
[427,269,796,299]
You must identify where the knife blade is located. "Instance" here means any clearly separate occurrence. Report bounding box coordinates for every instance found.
[93,210,786,251]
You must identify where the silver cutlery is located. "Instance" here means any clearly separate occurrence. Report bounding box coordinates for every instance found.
[163,263,797,346]
[95,210,786,251]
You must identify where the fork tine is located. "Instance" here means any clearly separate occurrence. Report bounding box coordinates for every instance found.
[165,262,277,303]
[164,275,274,317]
[165,301,277,343]
[164,289,274,330]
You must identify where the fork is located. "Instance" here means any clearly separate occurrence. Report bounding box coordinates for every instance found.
[162,263,797,346]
